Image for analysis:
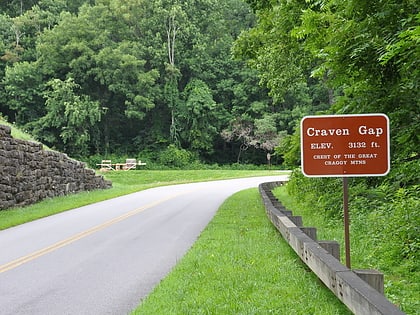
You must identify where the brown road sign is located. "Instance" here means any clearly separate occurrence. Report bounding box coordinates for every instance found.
[301,114,390,177]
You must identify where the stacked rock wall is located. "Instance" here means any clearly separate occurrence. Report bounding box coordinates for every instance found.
[0,124,111,210]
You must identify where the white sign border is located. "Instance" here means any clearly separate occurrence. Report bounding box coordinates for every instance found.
[300,113,390,178]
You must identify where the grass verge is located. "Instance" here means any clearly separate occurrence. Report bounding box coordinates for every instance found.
[132,188,351,315]
[0,170,285,230]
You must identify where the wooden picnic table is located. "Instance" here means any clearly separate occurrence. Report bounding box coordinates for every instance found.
[97,159,146,171]
[114,163,126,170]
[96,160,114,171]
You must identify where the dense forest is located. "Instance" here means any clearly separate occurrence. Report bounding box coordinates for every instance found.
[0,0,296,165]
[0,0,419,312]
[0,1,418,164]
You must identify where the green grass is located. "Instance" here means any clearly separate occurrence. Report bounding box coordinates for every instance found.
[132,188,351,315]
[0,170,285,230]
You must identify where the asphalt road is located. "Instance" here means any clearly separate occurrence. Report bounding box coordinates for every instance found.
[0,175,287,315]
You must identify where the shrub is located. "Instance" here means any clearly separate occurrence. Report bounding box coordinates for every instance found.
[158,145,199,168]
[287,169,343,218]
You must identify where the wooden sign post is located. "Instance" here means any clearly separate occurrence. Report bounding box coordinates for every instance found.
[300,114,390,268]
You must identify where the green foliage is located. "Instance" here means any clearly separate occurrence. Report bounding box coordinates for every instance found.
[275,130,300,167]
[388,158,420,188]
[286,169,343,218]
[375,187,419,266]
[1,0,45,17]
[235,0,419,165]
[33,78,101,156]
[0,0,274,164]
[232,1,332,165]
[179,79,219,154]
[233,0,314,104]
[298,0,419,160]
[158,144,199,168]
[4,61,45,124]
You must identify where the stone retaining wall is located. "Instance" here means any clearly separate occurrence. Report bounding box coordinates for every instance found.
[0,124,111,210]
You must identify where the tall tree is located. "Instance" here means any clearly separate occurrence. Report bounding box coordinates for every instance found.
[180,79,220,155]
[164,4,184,146]
[36,78,101,156]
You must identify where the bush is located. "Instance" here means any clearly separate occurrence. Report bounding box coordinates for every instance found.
[364,186,420,268]
[286,169,343,218]
[158,145,199,169]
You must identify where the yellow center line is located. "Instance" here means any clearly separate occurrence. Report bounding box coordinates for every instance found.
[0,191,193,274]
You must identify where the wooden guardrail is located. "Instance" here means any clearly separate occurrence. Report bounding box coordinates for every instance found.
[259,182,405,315]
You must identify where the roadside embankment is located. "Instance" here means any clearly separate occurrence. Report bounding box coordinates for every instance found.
[260,181,405,315]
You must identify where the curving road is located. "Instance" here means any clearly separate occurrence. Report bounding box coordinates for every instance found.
[0,175,287,315]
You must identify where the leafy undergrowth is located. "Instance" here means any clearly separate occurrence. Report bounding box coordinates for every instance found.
[132,189,351,315]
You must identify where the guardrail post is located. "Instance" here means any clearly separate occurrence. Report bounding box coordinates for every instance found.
[353,269,384,294]
[300,227,317,241]
[318,240,340,260]
[289,215,303,227]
